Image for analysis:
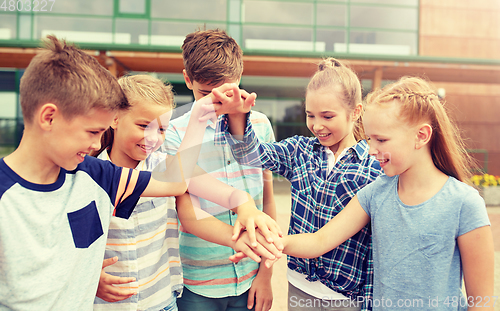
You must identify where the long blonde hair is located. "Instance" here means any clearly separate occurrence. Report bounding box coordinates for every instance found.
[306,58,364,141]
[91,75,175,157]
[366,76,474,182]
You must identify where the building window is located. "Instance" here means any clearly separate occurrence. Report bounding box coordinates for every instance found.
[241,0,418,56]
[119,0,146,15]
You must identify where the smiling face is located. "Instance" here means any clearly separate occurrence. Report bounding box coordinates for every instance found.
[363,100,417,177]
[305,88,358,153]
[109,99,172,168]
[48,107,115,171]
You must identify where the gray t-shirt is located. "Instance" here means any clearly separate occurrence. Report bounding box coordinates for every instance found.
[357,175,490,310]
[0,157,150,310]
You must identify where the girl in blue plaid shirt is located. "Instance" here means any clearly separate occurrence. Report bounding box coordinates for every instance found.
[217,58,383,311]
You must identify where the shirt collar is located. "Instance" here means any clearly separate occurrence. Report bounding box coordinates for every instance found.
[312,138,370,160]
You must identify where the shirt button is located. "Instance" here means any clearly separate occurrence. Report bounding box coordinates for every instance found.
[227,160,231,165]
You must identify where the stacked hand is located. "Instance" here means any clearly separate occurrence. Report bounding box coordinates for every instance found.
[230,205,284,266]
[198,83,256,117]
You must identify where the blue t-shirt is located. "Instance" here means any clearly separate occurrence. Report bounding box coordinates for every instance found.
[0,156,151,311]
[357,175,490,310]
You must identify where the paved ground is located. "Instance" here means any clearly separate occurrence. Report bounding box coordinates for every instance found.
[269,178,500,311]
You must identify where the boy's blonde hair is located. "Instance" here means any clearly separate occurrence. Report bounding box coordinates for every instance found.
[182,29,243,85]
[366,76,475,183]
[92,75,175,156]
[306,58,364,141]
[20,35,128,124]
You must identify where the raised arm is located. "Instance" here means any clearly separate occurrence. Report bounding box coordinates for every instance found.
[211,83,255,140]
[143,83,256,197]
[141,96,215,197]
[457,225,494,309]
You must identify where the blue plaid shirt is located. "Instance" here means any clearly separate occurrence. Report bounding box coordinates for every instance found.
[216,114,382,309]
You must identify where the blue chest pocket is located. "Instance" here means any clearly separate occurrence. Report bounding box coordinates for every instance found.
[67,201,104,248]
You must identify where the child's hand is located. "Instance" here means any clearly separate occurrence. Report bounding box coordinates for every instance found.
[229,241,282,269]
[96,257,137,302]
[232,206,283,250]
[209,83,256,115]
[194,95,217,122]
[232,229,282,263]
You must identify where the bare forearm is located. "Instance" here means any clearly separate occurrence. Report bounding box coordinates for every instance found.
[262,169,277,220]
[458,226,494,309]
[175,100,211,181]
[282,232,331,258]
[176,194,235,247]
[283,200,370,259]
[227,113,247,139]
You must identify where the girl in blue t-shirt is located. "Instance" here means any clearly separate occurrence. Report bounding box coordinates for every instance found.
[279,77,494,310]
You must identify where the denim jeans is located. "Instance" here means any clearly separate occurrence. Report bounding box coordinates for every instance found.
[177,287,254,311]
[288,282,361,311]
[162,296,178,311]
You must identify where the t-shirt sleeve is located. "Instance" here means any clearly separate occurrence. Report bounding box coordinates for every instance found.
[163,122,182,156]
[84,156,151,219]
[458,188,490,236]
[356,178,378,218]
[112,168,151,219]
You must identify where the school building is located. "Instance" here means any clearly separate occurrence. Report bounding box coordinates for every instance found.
[1,0,499,174]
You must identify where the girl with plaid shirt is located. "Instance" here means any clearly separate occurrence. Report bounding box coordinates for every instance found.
[216,58,383,311]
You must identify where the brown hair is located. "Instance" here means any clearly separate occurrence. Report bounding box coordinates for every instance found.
[182,28,243,85]
[91,75,175,156]
[365,76,475,182]
[306,58,364,141]
[20,35,128,124]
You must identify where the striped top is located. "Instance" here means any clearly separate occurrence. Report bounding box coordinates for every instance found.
[215,114,382,311]
[163,106,275,298]
[93,150,182,311]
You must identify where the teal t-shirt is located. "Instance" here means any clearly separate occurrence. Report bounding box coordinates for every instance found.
[357,175,490,310]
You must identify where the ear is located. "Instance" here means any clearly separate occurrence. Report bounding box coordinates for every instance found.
[351,103,363,122]
[39,103,58,131]
[183,69,193,90]
[415,124,432,149]
[110,114,120,129]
